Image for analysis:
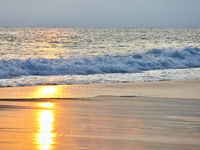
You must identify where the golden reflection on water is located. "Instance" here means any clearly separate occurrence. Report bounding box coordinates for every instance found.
[36,103,55,150]
[29,28,66,59]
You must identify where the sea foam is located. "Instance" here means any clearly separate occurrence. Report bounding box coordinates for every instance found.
[0,47,200,79]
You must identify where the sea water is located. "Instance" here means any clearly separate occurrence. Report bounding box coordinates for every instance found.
[0,28,200,87]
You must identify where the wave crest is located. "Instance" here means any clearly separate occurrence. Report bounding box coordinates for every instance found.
[0,47,200,79]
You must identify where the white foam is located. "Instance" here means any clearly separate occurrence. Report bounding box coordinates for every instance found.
[1,68,200,87]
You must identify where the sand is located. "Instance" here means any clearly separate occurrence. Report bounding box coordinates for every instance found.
[1,79,200,99]
[0,79,200,149]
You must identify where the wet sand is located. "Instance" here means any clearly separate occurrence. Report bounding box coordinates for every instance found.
[0,79,200,99]
[0,79,200,149]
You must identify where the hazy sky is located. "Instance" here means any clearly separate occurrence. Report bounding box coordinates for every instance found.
[1,0,200,28]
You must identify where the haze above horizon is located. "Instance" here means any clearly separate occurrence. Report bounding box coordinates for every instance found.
[1,0,200,28]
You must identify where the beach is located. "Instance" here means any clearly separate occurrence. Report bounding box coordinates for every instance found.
[0,79,200,150]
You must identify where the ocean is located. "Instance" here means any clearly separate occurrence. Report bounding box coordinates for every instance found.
[0,27,200,87]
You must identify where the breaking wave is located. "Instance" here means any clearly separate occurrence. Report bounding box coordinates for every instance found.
[0,47,200,79]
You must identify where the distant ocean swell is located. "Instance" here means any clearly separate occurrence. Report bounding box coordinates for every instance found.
[0,47,200,79]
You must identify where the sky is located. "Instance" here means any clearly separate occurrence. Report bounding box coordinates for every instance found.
[0,0,200,28]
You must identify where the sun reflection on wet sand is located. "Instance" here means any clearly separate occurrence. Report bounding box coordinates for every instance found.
[30,86,70,149]
[36,103,55,150]
[40,102,54,108]
[28,85,74,98]
[33,86,58,150]
[35,86,58,98]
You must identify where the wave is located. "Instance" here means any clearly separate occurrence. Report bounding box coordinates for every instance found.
[0,47,200,79]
